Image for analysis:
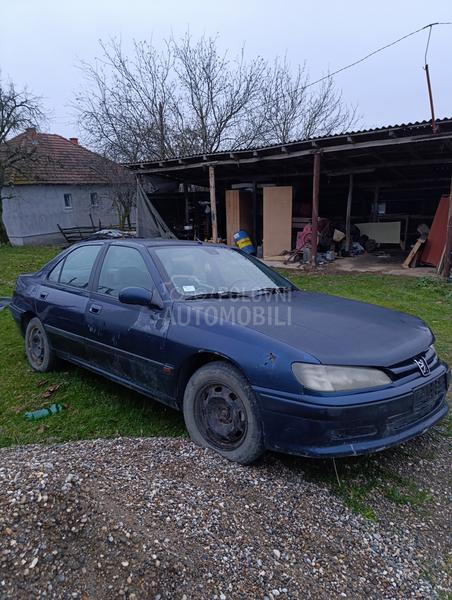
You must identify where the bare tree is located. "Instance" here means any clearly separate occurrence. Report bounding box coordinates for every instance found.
[172,33,266,153]
[0,78,44,243]
[91,155,136,229]
[258,57,356,144]
[76,34,357,162]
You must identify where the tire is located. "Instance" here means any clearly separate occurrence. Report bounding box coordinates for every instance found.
[25,317,56,372]
[183,361,264,464]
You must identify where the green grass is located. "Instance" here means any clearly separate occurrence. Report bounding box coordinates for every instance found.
[0,245,186,448]
[0,246,450,520]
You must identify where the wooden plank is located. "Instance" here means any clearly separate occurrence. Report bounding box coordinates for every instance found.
[402,238,425,268]
[225,190,254,246]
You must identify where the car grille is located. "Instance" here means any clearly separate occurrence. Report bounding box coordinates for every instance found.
[330,373,447,442]
[388,346,440,381]
[387,375,447,433]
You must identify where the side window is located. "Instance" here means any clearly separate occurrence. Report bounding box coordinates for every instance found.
[59,245,101,289]
[97,246,153,297]
[48,260,63,282]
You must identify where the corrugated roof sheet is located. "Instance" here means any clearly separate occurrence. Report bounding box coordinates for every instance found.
[127,117,452,168]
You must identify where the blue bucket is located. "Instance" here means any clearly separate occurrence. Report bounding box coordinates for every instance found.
[233,230,255,254]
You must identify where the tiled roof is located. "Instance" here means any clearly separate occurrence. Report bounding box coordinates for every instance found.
[4,129,118,185]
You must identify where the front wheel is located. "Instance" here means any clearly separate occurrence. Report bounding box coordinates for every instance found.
[25,317,56,372]
[183,361,264,464]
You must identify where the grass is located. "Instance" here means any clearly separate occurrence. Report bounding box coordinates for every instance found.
[0,246,450,519]
[0,245,186,448]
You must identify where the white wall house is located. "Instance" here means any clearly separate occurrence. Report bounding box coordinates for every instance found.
[2,129,123,246]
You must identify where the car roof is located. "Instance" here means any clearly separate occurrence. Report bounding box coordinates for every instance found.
[74,238,229,249]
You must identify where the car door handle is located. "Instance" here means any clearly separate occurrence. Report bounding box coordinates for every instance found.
[39,291,48,300]
[89,304,102,315]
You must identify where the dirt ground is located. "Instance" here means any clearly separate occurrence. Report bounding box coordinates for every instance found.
[265,251,438,278]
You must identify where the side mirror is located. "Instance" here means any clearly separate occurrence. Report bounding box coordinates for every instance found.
[118,286,163,309]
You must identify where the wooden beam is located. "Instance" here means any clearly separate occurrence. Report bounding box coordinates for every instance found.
[209,166,218,242]
[310,153,321,266]
[134,135,452,175]
[345,174,354,252]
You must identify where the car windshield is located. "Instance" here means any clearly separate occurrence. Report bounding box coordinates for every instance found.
[152,245,293,298]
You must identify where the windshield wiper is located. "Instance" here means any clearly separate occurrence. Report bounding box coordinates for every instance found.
[185,290,251,300]
[252,286,292,297]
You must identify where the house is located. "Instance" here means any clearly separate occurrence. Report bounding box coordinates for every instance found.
[2,128,124,245]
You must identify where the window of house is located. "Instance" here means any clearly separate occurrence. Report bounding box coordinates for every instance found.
[59,245,101,289]
[97,245,153,297]
[64,193,73,209]
[90,192,98,207]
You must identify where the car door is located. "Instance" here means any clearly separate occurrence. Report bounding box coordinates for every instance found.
[36,244,103,360]
[85,243,174,404]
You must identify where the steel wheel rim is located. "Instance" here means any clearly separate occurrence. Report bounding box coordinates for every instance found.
[27,326,45,367]
[194,383,248,450]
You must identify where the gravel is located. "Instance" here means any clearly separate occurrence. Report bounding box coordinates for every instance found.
[0,436,450,599]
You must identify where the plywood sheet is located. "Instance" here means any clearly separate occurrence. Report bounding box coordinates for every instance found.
[421,196,448,266]
[225,190,240,246]
[263,186,292,258]
[225,190,254,246]
[356,221,401,244]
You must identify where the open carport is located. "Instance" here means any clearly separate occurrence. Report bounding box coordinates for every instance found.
[128,118,452,276]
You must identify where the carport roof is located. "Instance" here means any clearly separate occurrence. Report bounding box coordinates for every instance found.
[126,117,452,188]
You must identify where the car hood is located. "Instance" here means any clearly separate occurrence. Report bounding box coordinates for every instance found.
[185,290,432,367]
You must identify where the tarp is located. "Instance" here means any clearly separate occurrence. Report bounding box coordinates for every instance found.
[136,180,176,239]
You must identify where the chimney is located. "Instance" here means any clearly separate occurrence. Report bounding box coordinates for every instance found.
[25,127,37,135]
[69,137,78,145]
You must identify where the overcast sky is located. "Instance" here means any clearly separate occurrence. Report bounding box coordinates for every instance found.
[1,0,451,142]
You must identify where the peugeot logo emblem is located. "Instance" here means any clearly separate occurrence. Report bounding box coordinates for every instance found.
[414,356,430,377]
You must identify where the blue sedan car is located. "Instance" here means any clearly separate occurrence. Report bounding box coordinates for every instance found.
[10,239,450,464]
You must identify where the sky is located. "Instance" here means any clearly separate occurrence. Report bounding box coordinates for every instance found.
[1,0,451,143]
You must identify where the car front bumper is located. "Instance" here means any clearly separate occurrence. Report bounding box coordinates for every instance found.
[253,364,450,458]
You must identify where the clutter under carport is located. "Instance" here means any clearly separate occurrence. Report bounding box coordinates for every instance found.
[128,119,452,281]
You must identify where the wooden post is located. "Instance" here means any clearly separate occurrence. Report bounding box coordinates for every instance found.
[252,181,258,247]
[310,153,321,266]
[209,166,218,242]
[183,182,190,225]
[371,185,379,222]
[345,174,354,252]
[441,178,452,280]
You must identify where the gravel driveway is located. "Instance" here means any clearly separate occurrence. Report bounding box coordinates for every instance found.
[0,435,450,599]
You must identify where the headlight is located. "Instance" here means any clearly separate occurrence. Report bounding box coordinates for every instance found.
[292,363,391,392]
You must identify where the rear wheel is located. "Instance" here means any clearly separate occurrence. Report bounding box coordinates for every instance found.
[183,361,264,464]
[25,317,56,372]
